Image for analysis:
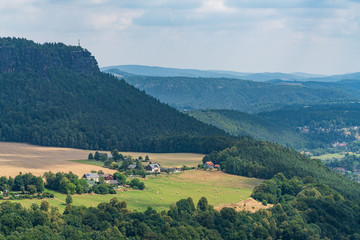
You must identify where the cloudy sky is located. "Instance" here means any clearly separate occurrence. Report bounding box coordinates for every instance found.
[1,0,359,75]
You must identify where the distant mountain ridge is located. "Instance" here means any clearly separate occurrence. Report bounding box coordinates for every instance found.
[102,64,359,82]
[112,75,357,113]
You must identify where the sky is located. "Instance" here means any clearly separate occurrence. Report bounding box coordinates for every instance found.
[0,0,359,75]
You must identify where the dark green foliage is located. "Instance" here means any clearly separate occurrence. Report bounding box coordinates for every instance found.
[66,194,73,205]
[40,200,50,211]
[113,172,126,185]
[205,140,360,200]
[0,183,358,240]
[92,184,116,194]
[129,178,145,190]
[0,37,226,153]
[121,75,356,113]
[188,109,309,149]
[327,154,360,171]
[3,173,44,194]
[43,172,91,194]
[189,105,360,150]
[258,103,360,150]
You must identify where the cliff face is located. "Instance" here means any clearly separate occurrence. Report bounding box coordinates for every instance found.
[0,37,99,75]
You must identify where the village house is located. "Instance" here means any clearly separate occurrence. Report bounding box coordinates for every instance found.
[99,174,114,181]
[214,164,220,169]
[203,161,214,169]
[146,163,161,173]
[83,173,100,187]
[83,173,100,182]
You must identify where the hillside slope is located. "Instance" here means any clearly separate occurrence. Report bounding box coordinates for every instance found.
[0,38,226,152]
[187,109,308,149]
[121,76,356,113]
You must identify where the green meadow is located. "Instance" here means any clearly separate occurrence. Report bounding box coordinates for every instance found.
[9,170,262,212]
[313,152,360,161]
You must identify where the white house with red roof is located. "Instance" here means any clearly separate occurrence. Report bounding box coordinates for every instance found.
[204,161,214,169]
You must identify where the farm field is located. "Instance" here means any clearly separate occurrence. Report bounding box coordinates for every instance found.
[0,142,114,177]
[10,170,263,212]
[117,151,205,168]
[0,142,204,177]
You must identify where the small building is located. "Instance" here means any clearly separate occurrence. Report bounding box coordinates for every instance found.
[214,164,220,169]
[83,173,100,182]
[204,161,214,169]
[146,163,161,173]
[99,174,113,181]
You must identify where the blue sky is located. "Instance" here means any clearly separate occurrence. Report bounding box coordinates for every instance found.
[0,0,359,75]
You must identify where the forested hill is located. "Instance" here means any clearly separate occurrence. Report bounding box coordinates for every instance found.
[187,109,309,149]
[119,76,356,113]
[0,38,227,152]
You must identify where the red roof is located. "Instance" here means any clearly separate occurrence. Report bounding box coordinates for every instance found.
[205,161,214,166]
[214,164,220,168]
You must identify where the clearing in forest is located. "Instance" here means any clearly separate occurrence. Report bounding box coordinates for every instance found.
[11,170,263,212]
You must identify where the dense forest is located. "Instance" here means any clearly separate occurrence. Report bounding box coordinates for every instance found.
[188,104,360,150]
[203,139,360,200]
[259,103,360,128]
[187,109,309,149]
[118,75,356,113]
[0,38,228,153]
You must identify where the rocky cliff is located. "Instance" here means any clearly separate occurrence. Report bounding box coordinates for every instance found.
[0,37,98,75]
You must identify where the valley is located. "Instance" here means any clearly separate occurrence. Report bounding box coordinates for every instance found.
[0,37,359,239]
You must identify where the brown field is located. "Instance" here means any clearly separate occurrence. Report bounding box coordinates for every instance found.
[175,170,263,189]
[117,151,205,168]
[0,142,115,177]
[0,142,205,177]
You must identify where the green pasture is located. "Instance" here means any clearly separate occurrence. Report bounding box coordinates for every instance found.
[68,159,104,166]
[313,152,360,160]
[7,170,262,212]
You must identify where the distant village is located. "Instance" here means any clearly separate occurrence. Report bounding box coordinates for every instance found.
[84,151,221,188]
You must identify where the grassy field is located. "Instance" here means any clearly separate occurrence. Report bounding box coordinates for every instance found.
[9,170,262,212]
[68,159,105,166]
[313,152,360,160]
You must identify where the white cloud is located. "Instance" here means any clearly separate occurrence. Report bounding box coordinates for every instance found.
[89,10,144,30]
[198,0,235,13]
